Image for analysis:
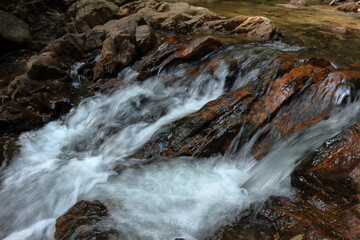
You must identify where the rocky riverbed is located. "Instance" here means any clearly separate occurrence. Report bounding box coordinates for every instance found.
[0,0,359,240]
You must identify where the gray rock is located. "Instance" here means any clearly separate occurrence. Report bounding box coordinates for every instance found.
[0,10,31,49]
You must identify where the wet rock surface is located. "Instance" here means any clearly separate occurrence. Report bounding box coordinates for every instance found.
[209,121,360,240]
[55,200,119,240]
[132,56,360,162]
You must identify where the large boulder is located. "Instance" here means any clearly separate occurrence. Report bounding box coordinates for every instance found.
[0,10,31,54]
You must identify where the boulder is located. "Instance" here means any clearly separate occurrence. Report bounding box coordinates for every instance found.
[27,52,68,81]
[337,2,359,12]
[41,33,85,61]
[84,29,106,52]
[135,25,157,55]
[131,56,344,162]
[204,16,276,40]
[69,0,120,32]
[0,10,31,54]
[55,200,119,240]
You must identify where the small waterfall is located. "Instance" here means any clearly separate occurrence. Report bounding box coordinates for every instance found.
[0,42,357,240]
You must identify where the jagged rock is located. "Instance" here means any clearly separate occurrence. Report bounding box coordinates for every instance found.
[131,56,348,162]
[0,10,31,54]
[55,200,119,240]
[337,2,359,12]
[252,68,360,159]
[69,0,120,32]
[135,25,157,55]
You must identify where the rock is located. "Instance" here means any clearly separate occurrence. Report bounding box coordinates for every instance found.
[55,200,119,240]
[328,26,348,34]
[84,29,106,52]
[290,0,307,5]
[337,2,359,12]
[118,0,221,33]
[204,15,276,40]
[212,122,360,240]
[93,36,138,80]
[0,10,31,54]
[135,25,157,55]
[41,33,85,61]
[232,16,275,40]
[69,0,120,32]
[27,52,68,81]
[0,102,47,133]
[162,36,222,64]
[131,56,348,162]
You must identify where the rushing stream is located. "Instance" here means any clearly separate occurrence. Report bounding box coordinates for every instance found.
[0,42,359,240]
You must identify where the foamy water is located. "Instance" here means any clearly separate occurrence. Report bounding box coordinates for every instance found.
[1,43,358,240]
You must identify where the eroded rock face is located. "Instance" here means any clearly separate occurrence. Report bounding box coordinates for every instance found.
[55,200,119,240]
[0,10,31,54]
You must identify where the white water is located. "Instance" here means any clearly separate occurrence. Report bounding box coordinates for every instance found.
[0,43,358,240]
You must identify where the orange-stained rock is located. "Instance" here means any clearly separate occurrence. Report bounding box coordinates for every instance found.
[132,56,341,162]
[252,67,359,159]
[211,122,360,240]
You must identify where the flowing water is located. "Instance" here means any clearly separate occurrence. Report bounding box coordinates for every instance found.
[0,40,359,240]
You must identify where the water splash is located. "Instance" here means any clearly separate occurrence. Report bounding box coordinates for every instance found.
[1,42,353,240]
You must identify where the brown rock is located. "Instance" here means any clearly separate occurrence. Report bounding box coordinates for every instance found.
[232,16,275,40]
[55,200,119,240]
[69,0,120,32]
[118,0,221,33]
[84,29,106,52]
[337,2,359,12]
[27,52,68,81]
[135,25,157,55]
[41,33,85,61]
[131,56,355,163]
[214,122,360,240]
[0,102,47,133]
